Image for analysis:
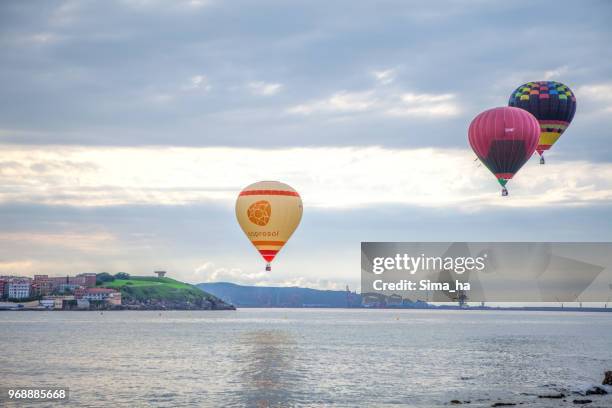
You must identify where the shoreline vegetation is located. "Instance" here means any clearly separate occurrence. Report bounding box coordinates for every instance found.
[0,274,235,311]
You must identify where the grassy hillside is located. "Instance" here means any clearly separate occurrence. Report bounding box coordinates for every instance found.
[99,276,232,309]
[102,276,193,290]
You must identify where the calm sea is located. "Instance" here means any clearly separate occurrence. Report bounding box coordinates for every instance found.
[1,309,611,407]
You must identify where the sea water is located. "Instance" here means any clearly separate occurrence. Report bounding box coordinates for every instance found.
[1,309,611,407]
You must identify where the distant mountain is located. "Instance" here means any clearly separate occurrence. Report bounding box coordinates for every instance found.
[197,282,362,308]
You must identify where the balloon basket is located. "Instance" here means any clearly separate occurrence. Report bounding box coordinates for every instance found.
[540,156,545,165]
[265,263,271,271]
[501,187,508,197]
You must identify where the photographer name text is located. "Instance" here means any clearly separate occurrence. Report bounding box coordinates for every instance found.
[372,279,471,292]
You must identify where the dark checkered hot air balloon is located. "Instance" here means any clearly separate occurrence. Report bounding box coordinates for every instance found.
[468,107,540,196]
[508,81,576,164]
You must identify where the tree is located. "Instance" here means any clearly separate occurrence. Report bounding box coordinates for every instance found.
[96,272,115,285]
[114,272,130,280]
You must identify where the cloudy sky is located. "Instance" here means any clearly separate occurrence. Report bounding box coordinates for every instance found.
[1,0,611,290]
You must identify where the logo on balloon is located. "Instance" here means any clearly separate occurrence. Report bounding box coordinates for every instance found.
[247,200,271,226]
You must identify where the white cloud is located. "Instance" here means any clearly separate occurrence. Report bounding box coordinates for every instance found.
[187,0,209,7]
[20,33,64,45]
[150,93,174,103]
[0,260,34,273]
[491,66,576,95]
[195,261,215,274]
[577,83,612,114]
[183,74,211,91]
[386,93,460,117]
[194,261,270,285]
[0,230,129,277]
[400,93,454,104]
[372,68,396,85]
[50,1,81,26]
[120,0,211,9]
[543,65,569,80]
[194,260,342,288]
[288,91,376,114]
[578,83,612,101]
[287,68,460,117]
[197,264,268,284]
[0,231,118,252]
[287,88,460,118]
[248,81,283,96]
[145,74,210,104]
[1,145,611,210]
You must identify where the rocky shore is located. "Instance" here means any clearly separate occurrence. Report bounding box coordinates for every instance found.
[448,372,612,407]
[120,297,235,310]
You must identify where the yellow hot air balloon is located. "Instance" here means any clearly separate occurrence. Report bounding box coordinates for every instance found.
[235,181,303,271]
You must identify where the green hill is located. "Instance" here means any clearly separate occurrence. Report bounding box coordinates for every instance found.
[98,275,234,310]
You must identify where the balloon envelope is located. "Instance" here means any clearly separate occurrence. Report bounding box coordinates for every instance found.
[235,181,303,267]
[508,81,576,157]
[468,107,540,188]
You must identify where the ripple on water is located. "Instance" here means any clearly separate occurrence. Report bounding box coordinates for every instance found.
[1,309,611,407]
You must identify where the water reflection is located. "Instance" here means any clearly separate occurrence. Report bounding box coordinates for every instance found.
[234,330,299,408]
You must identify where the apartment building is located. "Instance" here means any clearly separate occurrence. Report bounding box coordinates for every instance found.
[8,278,32,299]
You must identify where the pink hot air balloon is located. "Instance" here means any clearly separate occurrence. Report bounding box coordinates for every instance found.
[468,107,540,196]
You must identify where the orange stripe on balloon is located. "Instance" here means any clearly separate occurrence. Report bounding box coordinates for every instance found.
[239,190,300,197]
[252,241,285,246]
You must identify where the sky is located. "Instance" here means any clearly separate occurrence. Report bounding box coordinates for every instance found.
[1,0,611,290]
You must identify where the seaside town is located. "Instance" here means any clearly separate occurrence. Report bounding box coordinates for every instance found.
[0,271,234,311]
[0,273,121,310]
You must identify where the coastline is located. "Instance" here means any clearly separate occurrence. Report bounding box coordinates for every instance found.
[2,304,611,312]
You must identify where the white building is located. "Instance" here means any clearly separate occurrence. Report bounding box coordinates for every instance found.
[40,299,55,309]
[76,299,90,309]
[80,288,121,305]
[8,279,31,299]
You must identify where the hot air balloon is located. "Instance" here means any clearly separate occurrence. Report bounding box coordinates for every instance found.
[468,107,540,196]
[508,81,576,164]
[236,181,303,271]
